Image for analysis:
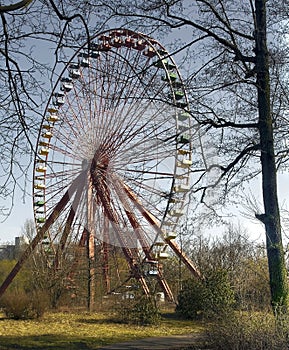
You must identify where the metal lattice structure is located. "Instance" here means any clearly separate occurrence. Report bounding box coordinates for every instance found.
[0,29,200,306]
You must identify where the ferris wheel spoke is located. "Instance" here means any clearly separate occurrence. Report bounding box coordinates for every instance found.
[114,88,169,139]
[44,169,80,187]
[106,52,158,120]
[107,127,174,165]
[110,129,173,169]
[101,52,134,113]
[48,143,81,161]
[124,177,170,206]
[44,170,81,188]
[46,160,82,168]
[43,170,85,217]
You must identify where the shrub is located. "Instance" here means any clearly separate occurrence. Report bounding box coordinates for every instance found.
[115,294,160,325]
[176,269,235,319]
[206,312,289,350]
[0,289,49,319]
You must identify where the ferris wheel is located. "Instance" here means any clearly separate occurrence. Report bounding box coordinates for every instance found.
[0,29,200,303]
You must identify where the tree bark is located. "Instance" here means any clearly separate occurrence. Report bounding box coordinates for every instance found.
[255,0,288,312]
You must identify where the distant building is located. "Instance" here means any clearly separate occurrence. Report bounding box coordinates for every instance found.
[0,236,28,260]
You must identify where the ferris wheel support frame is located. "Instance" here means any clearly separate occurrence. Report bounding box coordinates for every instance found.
[0,170,86,298]
[87,175,96,311]
[123,182,201,278]
[102,217,111,294]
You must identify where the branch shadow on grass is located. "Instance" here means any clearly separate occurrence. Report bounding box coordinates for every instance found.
[0,334,109,350]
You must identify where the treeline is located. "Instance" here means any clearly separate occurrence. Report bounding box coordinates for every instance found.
[0,225,273,316]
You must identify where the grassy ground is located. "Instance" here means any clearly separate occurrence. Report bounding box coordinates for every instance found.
[0,311,204,350]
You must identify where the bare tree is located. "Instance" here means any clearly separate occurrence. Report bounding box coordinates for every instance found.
[0,0,104,218]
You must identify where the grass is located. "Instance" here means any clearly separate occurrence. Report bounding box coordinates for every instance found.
[0,310,204,349]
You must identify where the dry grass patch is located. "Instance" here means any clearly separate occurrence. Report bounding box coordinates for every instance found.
[0,311,203,349]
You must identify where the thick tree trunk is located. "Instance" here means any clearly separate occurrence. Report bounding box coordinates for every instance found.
[255,0,288,312]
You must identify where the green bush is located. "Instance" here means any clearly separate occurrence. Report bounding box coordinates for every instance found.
[0,289,49,319]
[176,269,235,319]
[115,294,160,325]
[207,312,289,350]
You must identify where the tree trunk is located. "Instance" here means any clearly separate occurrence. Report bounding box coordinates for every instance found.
[87,176,96,312]
[255,0,288,312]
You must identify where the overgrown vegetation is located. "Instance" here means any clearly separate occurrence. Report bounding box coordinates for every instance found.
[176,269,235,320]
[206,312,289,350]
[0,289,48,320]
[174,228,289,348]
[0,228,281,350]
[114,294,161,325]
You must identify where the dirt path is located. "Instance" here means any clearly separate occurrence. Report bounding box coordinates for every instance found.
[98,333,207,349]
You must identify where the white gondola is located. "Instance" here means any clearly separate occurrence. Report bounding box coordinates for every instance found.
[178,149,191,155]
[173,184,190,193]
[177,159,192,168]
[34,183,45,190]
[78,53,90,67]
[144,259,159,276]
[162,220,174,226]
[169,209,184,217]
[165,231,177,240]
[178,112,190,121]
[147,270,158,276]
[36,166,47,173]
[39,148,49,156]
[61,77,73,92]
[90,42,101,58]
[42,131,53,139]
[175,174,189,180]
[157,252,169,259]
[47,114,59,122]
[168,197,184,204]
[54,92,65,106]
[178,134,190,144]
[68,63,81,79]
